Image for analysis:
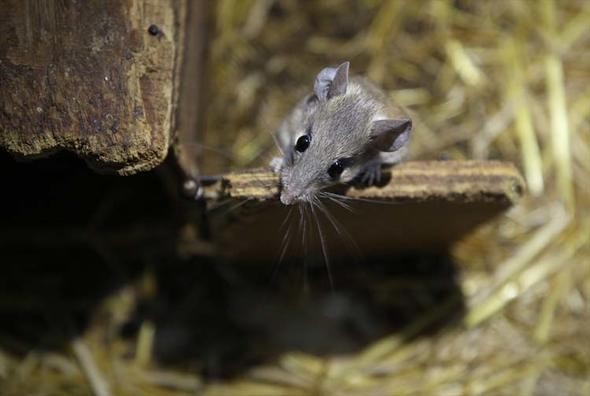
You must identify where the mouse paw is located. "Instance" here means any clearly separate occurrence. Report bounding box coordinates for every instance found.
[270,157,283,174]
[358,163,382,186]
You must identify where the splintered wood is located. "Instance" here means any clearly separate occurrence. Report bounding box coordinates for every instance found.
[202,161,525,261]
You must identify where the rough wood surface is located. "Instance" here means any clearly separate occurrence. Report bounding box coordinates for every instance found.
[203,161,525,261]
[173,0,209,181]
[204,160,524,203]
[0,0,181,174]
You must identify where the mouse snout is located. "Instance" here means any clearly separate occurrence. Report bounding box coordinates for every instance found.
[280,185,310,205]
[280,190,298,205]
[280,171,314,205]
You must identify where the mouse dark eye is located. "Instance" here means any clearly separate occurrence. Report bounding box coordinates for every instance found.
[295,134,311,152]
[328,159,345,178]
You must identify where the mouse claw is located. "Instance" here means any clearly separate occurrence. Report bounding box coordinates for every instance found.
[359,163,382,186]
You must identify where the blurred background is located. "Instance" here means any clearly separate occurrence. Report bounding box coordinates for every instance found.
[1,0,589,395]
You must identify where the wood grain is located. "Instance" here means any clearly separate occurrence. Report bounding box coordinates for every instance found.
[0,0,180,174]
[203,161,525,261]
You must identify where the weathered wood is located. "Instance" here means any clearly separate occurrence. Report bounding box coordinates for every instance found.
[173,0,209,181]
[0,0,190,174]
[203,161,525,261]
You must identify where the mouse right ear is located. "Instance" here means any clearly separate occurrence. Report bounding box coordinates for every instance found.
[313,62,349,101]
[369,118,412,152]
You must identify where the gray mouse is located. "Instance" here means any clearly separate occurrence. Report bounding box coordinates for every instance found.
[271,61,412,205]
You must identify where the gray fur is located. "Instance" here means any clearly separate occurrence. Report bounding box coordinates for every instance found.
[272,61,412,205]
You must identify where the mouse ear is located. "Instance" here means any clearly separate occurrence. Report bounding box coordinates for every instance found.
[313,61,349,101]
[369,118,412,152]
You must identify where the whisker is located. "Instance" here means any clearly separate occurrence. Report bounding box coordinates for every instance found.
[279,205,294,232]
[272,207,294,284]
[323,192,403,206]
[207,198,251,214]
[298,204,306,253]
[318,192,354,212]
[302,203,311,294]
[310,196,333,289]
[179,141,235,161]
[329,196,354,212]
[316,199,365,265]
[316,198,344,236]
[297,204,305,241]
[271,133,285,156]
[206,198,231,212]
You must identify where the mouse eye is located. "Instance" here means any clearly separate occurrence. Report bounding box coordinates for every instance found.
[295,134,311,152]
[328,159,345,178]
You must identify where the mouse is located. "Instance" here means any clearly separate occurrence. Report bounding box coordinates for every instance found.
[270,61,413,205]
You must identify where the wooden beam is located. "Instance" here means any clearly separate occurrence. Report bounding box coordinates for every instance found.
[202,161,525,261]
[0,0,203,175]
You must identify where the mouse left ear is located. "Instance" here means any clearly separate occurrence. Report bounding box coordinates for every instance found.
[369,118,412,152]
[313,61,349,101]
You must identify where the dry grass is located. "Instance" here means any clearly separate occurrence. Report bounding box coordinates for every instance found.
[2,0,590,395]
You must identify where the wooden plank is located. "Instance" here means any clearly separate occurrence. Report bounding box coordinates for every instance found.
[0,0,183,174]
[202,161,525,261]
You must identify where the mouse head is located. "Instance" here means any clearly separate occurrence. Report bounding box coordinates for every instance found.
[279,61,412,205]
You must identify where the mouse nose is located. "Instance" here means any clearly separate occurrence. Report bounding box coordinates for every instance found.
[280,191,296,205]
[280,184,306,205]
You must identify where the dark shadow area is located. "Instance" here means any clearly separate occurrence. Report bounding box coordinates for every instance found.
[0,150,180,352]
[0,150,465,380]
[148,252,465,378]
